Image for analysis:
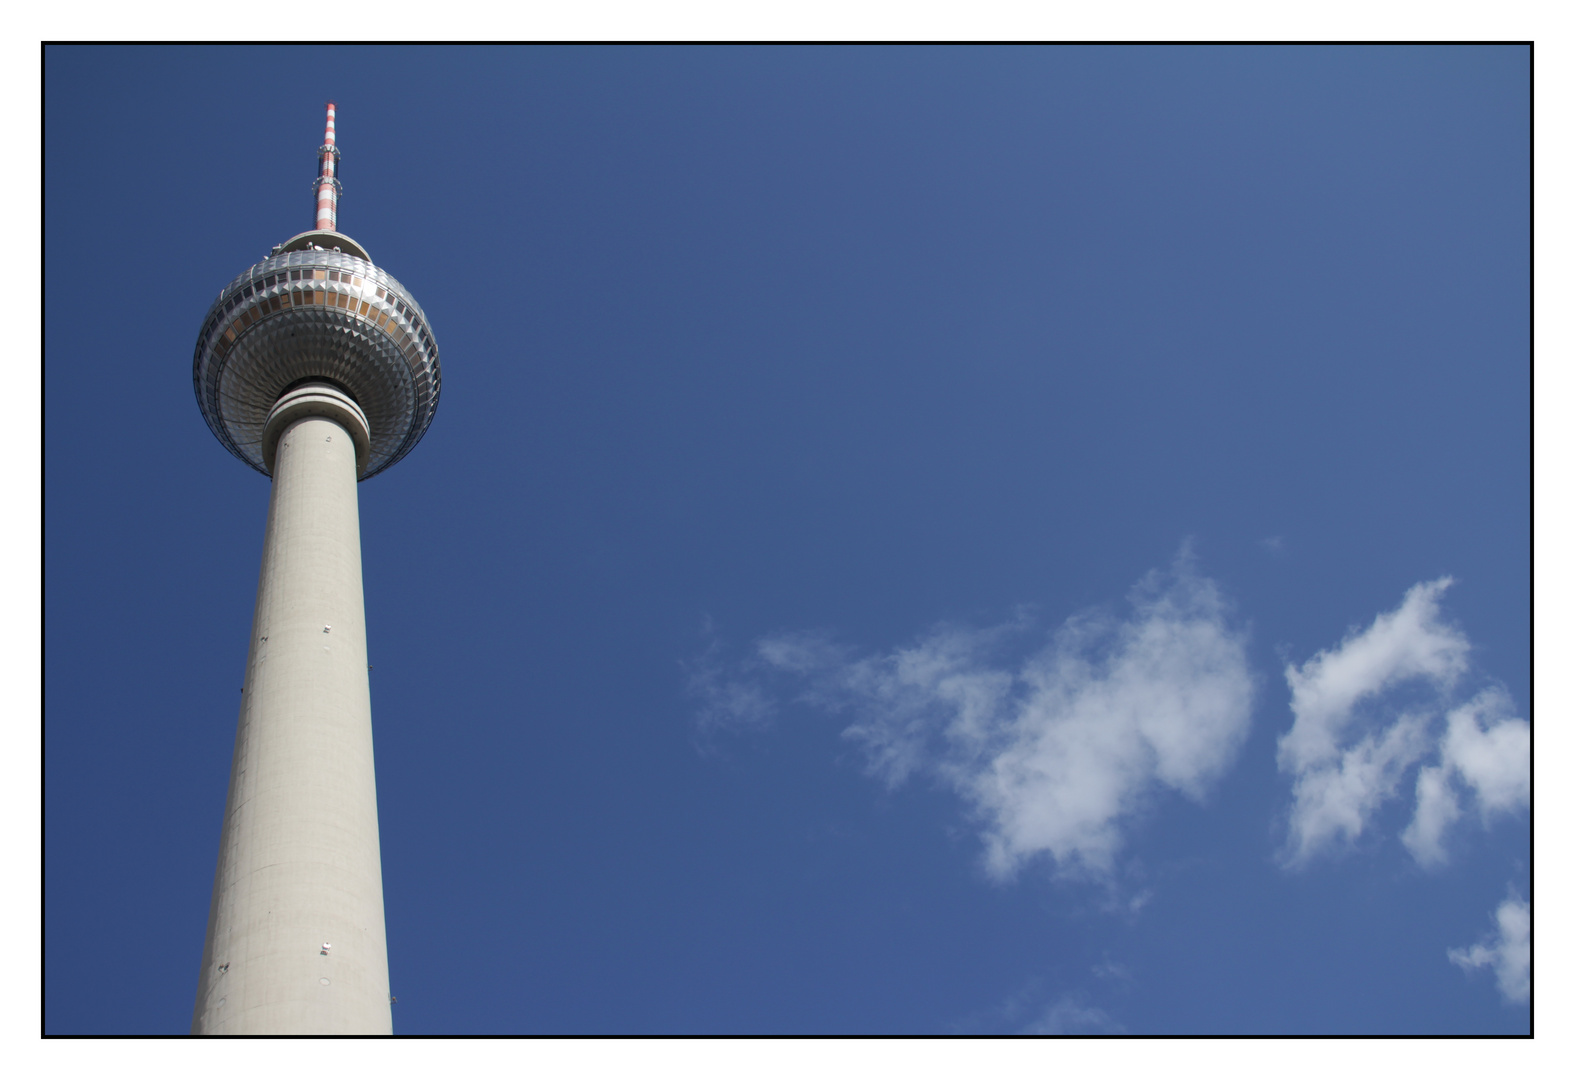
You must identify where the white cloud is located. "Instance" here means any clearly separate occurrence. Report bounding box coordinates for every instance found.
[1401,764,1461,868]
[1448,893,1531,1004]
[1280,578,1467,777]
[1277,579,1525,867]
[1402,689,1530,867]
[1281,712,1432,864]
[1438,688,1531,817]
[727,560,1254,880]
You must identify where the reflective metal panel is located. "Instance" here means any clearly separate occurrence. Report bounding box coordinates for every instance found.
[193,246,441,480]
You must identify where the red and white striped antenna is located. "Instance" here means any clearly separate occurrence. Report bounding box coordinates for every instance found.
[314,103,341,232]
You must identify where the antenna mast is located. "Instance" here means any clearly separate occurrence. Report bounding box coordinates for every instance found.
[314,103,341,231]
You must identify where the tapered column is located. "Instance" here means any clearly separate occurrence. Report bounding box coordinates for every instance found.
[192,385,391,1035]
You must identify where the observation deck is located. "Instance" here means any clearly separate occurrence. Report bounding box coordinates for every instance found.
[192,230,441,480]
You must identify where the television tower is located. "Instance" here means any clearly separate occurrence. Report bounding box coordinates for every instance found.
[189,104,441,1035]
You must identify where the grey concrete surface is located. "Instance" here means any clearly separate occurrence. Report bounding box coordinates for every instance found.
[192,394,392,1035]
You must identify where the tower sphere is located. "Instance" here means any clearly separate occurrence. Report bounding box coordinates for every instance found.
[193,228,441,480]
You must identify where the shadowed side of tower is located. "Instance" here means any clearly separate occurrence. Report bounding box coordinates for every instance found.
[190,106,440,1036]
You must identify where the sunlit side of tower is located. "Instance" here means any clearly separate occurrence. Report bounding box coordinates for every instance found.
[189,105,441,1035]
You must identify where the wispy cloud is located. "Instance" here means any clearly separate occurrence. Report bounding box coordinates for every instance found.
[1448,891,1531,1004]
[1021,994,1123,1035]
[684,623,778,735]
[1277,579,1527,867]
[950,973,1128,1035]
[690,557,1254,880]
[1091,957,1134,987]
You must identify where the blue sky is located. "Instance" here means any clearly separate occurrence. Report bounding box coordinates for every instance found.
[43,45,1529,1036]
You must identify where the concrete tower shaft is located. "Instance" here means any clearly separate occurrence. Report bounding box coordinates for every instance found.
[193,386,390,1034]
